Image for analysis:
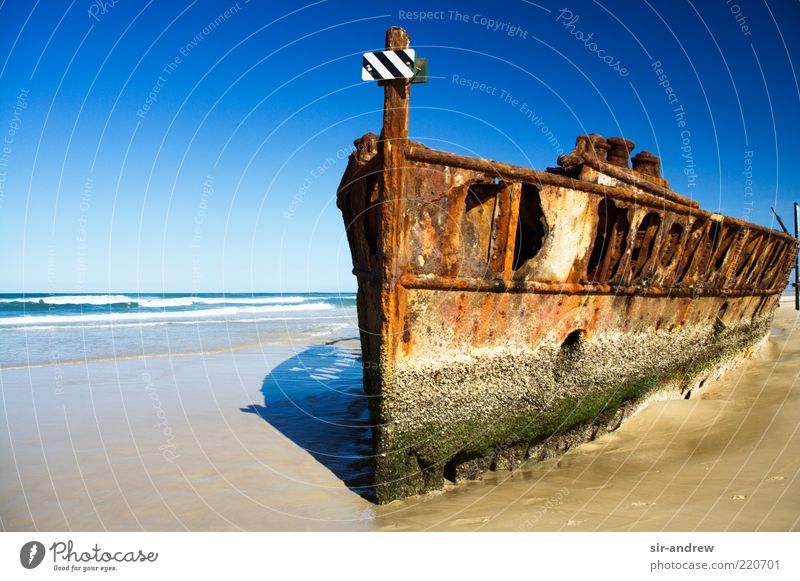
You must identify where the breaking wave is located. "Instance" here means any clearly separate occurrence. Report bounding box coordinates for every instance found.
[0,294,311,308]
[0,302,336,327]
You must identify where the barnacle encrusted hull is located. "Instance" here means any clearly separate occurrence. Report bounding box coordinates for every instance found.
[337,27,797,504]
[364,289,771,501]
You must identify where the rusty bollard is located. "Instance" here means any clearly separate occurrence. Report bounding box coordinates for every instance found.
[606,137,636,168]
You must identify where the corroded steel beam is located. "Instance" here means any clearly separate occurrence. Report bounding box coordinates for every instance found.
[582,156,697,208]
[395,274,787,298]
[404,144,793,244]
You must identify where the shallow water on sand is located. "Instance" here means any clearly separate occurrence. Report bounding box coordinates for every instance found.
[1,305,798,531]
[0,293,357,367]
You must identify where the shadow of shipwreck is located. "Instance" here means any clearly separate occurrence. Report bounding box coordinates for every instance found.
[241,343,375,501]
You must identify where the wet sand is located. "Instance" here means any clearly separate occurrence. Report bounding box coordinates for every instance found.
[1,303,798,531]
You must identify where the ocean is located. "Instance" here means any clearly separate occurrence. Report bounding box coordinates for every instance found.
[0,293,358,368]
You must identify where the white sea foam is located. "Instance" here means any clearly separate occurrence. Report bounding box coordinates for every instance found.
[138,296,308,307]
[0,314,355,332]
[0,295,135,305]
[0,295,310,307]
[0,303,334,327]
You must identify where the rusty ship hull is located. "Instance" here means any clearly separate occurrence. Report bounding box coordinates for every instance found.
[337,28,798,504]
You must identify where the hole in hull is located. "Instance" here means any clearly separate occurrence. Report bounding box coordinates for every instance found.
[718,302,729,321]
[659,222,684,269]
[587,198,630,283]
[555,329,586,381]
[512,184,547,271]
[631,212,661,278]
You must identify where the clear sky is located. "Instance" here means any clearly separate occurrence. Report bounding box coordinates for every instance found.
[0,0,798,293]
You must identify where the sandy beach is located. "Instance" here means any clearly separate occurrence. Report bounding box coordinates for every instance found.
[1,301,798,532]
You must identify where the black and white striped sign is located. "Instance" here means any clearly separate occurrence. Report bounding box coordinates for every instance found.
[362,49,416,81]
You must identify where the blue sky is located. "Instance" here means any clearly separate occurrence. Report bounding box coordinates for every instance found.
[0,0,798,293]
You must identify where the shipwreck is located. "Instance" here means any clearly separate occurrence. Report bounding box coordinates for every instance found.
[337,27,798,503]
